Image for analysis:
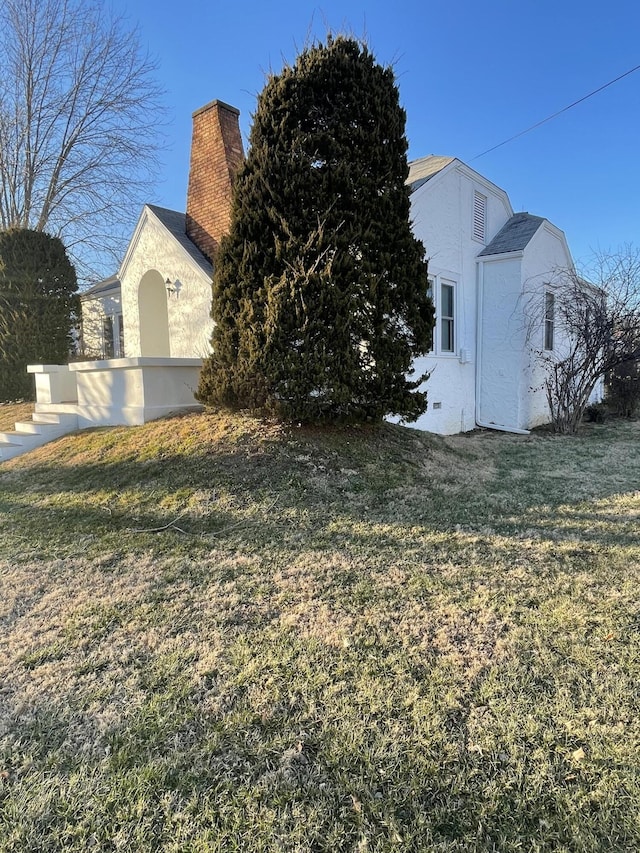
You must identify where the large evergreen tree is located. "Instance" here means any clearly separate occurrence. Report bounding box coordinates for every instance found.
[197,35,435,422]
[0,229,78,400]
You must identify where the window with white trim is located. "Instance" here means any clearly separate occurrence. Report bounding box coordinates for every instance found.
[544,291,555,351]
[473,190,486,243]
[102,313,125,358]
[427,278,435,352]
[103,315,115,358]
[117,313,125,357]
[440,282,455,352]
[427,275,457,355]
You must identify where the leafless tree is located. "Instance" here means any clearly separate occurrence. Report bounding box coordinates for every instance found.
[0,0,166,280]
[525,247,640,434]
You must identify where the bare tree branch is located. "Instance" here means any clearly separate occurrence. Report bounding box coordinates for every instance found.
[524,246,640,433]
[0,0,167,281]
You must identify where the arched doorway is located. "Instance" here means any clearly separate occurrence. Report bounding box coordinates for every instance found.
[138,270,170,356]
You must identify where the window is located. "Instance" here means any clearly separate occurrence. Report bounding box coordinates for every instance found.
[117,314,125,357]
[102,313,125,358]
[427,276,457,356]
[426,278,435,351]
[102,315,115,358]
[473,190,486,242]
[440,282,455,352]
[544,291,555,351]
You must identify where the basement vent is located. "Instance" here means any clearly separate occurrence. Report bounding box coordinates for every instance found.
[473,190,486,242]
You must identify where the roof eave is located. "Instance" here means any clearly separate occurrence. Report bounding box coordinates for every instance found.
[80,284,120,301]
[407,157,461,198]
[476,249,525,263]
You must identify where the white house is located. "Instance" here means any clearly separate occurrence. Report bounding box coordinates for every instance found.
[80,274,124,359]
[80,98,582,436]
[405,156,577,434]
[80,100,240,362]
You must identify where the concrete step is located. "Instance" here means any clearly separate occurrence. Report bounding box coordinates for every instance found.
[0,440,26,461]
[13,420,47,435]
[0,431,40,461]
[0,430,40,447]
[13,416,77,435]
[31,412,79,428]
[34,402,81,416]
[0,413,78,462]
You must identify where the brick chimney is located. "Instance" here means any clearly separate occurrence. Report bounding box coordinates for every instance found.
[185,99,244,261]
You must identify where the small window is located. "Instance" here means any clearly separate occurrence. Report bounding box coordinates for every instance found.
[440,282,455,353]
[103,315,115,358]
[117,313,125,357]
[544,291,555,351]
[473,191,486,242]
[426,278,435,351]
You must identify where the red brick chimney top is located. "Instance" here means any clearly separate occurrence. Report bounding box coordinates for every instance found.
[185,99,244,262]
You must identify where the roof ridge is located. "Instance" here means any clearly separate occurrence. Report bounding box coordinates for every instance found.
[146,202,182,215]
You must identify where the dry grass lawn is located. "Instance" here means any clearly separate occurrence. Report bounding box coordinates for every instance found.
[0,412,639,851]
[0,402,34,433]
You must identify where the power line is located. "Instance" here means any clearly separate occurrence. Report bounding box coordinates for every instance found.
[472,61,640,161]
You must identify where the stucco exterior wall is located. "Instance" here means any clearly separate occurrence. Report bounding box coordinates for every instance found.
[476,225,577,432]
[81,290,122,359]
[71,357,203,425]
[31,359,203,428]
[402,163,513,434]
[476,256,525,430]
[120,209,213,359]
[519,224,575,428]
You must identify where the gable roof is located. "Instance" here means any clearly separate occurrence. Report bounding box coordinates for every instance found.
[407,156,455,192]
[145,204,213,276]
[478,212,546,256]
[80,274,121,301]
[118,203,214,284]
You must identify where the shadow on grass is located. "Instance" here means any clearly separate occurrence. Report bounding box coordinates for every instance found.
[1,420,639,850]
[1,429,639,561]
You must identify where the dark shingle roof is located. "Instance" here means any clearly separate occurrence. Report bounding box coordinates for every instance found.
[146,204,213,276]
[80,274,120,299]
[407,156,455,193]
[479,212,545,256]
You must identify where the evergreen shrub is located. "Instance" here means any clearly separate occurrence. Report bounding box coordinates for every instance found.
[607,359,640,418]
[197,35,435,423]
[0,229,78,401]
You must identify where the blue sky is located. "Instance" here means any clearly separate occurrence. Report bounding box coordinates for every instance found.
[116,0,639,270]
